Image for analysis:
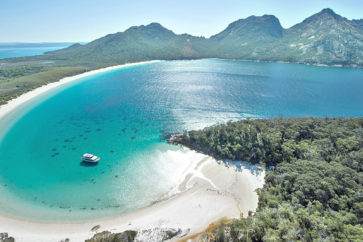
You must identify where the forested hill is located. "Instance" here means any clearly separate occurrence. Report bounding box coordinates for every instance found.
[9,8,358,67]
[44,8,363,67]
[0,8,362,105]
[172,118,363,241]
[43,23,214,66]
[211,8,363,66]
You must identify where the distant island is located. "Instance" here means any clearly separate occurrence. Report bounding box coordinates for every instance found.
[0,8,362,105]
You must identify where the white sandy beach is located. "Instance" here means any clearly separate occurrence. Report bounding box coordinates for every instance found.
[0,149,264,242]
[0,60,161,121]
[0,62,265,241]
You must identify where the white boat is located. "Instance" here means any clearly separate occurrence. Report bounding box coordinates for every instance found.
[82,153,100,163]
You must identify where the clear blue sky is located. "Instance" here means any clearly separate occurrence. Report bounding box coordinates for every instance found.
[1,0,362,42]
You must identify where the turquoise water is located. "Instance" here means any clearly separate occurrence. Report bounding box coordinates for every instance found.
[0,59,362,221]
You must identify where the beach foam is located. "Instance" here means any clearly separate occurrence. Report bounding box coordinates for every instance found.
[0,147,265,242]
[0,59,270,241]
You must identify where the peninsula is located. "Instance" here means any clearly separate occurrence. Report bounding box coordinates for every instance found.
[0,6,362,242]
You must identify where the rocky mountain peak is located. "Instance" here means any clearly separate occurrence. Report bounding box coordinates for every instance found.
[211,14,283,41]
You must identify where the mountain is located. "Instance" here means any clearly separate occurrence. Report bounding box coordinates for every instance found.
[209,8,363,65]
[211,15,283,41]
[209,15,284,60]
[45,23,213,66]
[280,8,363,65]
[0,9,361,109]
[352,19,363,30]
[5,8,363,67]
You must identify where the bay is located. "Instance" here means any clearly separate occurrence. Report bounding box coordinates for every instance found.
[0,59,362,221]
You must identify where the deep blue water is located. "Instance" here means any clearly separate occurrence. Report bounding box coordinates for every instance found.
[0,59,362,221]
[0,43,73,59]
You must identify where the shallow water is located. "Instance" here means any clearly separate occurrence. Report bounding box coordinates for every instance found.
[0,59,362,221]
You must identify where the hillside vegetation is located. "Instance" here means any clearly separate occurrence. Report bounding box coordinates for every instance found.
[172,118,363,241]
[0,8,362,105]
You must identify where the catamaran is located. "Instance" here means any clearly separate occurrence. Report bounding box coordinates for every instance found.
[82,153,100,163]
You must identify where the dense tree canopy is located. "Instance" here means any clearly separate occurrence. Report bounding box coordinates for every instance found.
[172,118,363,241]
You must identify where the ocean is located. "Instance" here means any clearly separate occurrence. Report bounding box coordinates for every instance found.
[0,43,75,59]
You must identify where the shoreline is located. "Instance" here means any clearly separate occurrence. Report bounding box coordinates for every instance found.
[0,61,265,241]
[222,58,362,69]
[0,148,265,242]
[0,60,161,121]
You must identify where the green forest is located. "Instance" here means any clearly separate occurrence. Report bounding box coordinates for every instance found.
[1,8,362,105]
[172,118,363,241]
